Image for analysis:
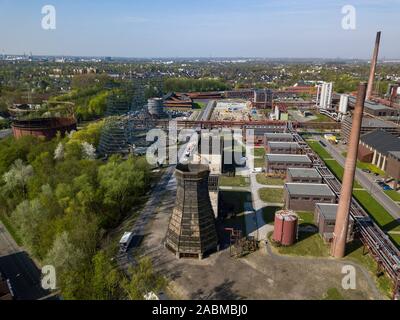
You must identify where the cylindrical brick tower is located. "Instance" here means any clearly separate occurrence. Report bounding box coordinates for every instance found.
[331,82,367,258]
[165,163,218,259]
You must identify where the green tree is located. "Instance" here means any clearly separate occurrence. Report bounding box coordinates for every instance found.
[122,258,166,300]
[91,251,123,300]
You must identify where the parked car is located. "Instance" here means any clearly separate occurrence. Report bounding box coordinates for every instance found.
[373,172,380,177]
[383,185,393,191]
[361,169,371,174]
[319,140,327,147]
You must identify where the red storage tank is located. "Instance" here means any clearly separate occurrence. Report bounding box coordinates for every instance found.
[273,210,298,246]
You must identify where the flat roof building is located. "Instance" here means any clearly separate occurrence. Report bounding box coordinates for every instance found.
[314,203,353,242]
[284,183,336,211]
[265,154,312,174]
[286,168,323,184]
[349,96,400,117]
[266,141,302,155]
[264,132,294,143]
[341,115,400,142]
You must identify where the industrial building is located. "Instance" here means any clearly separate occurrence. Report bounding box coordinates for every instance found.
[338,94,349,114]
[163,92,194,109]
[341,115,400,142]
[358,129,400,171]
[11,117,77,140]
[224,90,254,100]
[252,89,273,108]
[284,183,336,211]
[244,125,287,145]
[286,168,323,184]
[348,96,399,117]
[386,151,400,189]
[266,141,302,154]
[273,105,289,121]
[265,154,312,174]
[263,132,293,146]
[165,164,218,259]
[314,203,353,242]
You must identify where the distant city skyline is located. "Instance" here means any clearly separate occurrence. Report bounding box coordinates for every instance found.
[1,0,400,59]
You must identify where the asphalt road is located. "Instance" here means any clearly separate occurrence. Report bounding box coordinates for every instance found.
[0,222,49,300]
[117,165,176,270]
[321,139,400,220]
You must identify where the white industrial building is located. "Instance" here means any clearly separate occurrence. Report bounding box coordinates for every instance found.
[338,94,349,114]
[316,82,333,109]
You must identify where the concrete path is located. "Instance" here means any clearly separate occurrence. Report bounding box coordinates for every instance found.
[247,174,276,241]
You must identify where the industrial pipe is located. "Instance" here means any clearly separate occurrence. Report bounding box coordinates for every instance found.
[331,82,367,258]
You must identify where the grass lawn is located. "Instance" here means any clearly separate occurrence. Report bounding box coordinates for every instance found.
[219,176,250,188]
[258,188,284,203]
[385,190,400,202]
[352,190,400,243]
[253,147,266,158]
[270,232,330,257]
[324,159,362,189]
[270,211,330,257]
[346,241,393,298]
[297,211,315,225]
[193,102,206,109]
[256,174,285,186]
[323,288,345,300]
[262,206,282,224]
[254,158,265,168]
[312,113,334,123]
[307,140,333,159]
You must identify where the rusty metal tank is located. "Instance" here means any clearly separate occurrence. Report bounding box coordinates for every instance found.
[273,210,298,246]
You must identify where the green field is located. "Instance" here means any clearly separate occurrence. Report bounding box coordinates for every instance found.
[306,140,333,159]
[253,147,266,158]
[297,211,315,225]
[385,190,400,202]
[219,176,250,188]
[256,174,284,186]
[307,140,361,188]
[270,232,330,258]
[254,158,265,168]
[353,190,400,233]
[312,113,335,123]
[258,188,284,203]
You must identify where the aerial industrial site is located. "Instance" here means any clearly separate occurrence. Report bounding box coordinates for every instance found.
[0,1,400,306]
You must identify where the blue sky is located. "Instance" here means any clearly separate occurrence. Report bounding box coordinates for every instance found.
[0,0,399,58]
